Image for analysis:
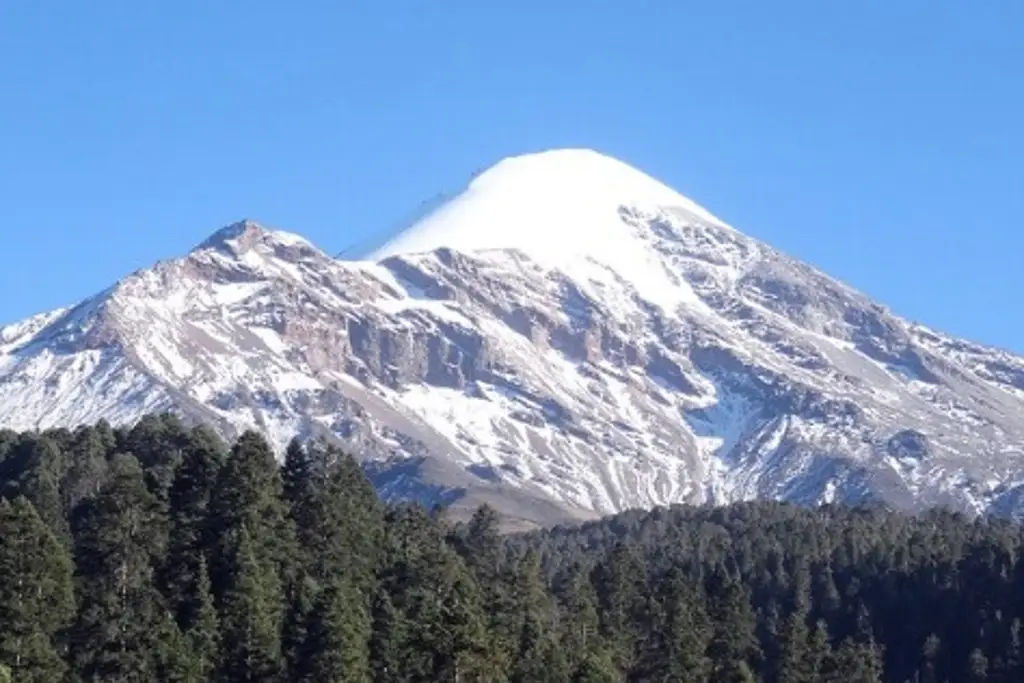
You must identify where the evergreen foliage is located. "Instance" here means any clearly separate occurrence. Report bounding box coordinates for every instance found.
[0,496,74,682]
[68,454,170,680]
[1,414,1024,681]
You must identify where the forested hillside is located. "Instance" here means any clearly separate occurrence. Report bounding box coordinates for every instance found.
[1,413,1022,682]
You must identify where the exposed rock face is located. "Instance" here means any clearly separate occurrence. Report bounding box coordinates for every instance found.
[2,150,1024,528]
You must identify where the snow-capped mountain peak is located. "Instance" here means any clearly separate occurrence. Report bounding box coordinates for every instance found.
[3,150,1024,527]
[367,148,725,262]
[366,148,740,317]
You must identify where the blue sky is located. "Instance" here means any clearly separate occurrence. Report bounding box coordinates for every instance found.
[2,2,1021,350]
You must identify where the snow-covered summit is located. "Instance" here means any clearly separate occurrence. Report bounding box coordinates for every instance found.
[365,148,725,261]
[364,148,735,315]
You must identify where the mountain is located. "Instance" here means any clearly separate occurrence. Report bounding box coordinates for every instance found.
[3,148,1024,527]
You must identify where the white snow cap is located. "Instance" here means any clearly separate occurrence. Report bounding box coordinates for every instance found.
[364,148,726,268]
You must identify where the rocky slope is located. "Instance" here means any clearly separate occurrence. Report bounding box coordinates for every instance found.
[2,149,1024,527]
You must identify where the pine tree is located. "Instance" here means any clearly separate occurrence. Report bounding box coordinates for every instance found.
[555,564,602,674]
[590,543,648,673]
[280,434,318,669]
[125,413,190,498]
[283,575,318,682]
[281,437,318,579]
[778,567,813,683]
[706,572,761,683]
[570,651,622,683]
[460,504,503,585]
[292,441,384,589]
[379,505,493,682]
[93,418,119,452]
[153,610,194,683]
[205,432,296,682]
[164,425,226,626]
[180,557,219,681]
[62,424,111,516]
[18,436,67,540]
[509,551,568,683]
[327,448,385,591]
[368,588,406,683]
[418,551,493,682]
[824,638,883,683]
[509,613,571,683]
[807,619,833,682]
[281,440,383,681]
[813,562,842,621]
[217,525,285,683]
[0,497,75,683]
[637,566,710,683]
[281,437,314,517]
[304,576,373,683]
[208,430,295,603]
[68,454,172,681]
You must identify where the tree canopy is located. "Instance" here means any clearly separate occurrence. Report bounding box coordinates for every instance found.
[0,414,1021,682]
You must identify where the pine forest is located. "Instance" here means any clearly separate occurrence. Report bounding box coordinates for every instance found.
[0,413,1021,683]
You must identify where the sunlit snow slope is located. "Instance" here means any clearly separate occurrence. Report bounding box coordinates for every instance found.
[3,148,1024,527]
[368,149,729,314]
[369,149,725,259]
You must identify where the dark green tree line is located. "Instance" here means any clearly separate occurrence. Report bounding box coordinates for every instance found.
[1,415,1024,681]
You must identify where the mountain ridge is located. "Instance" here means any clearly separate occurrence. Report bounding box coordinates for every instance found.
[2,148,1024,526]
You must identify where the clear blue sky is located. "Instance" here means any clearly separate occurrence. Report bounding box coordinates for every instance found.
[2,2,1022,351]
